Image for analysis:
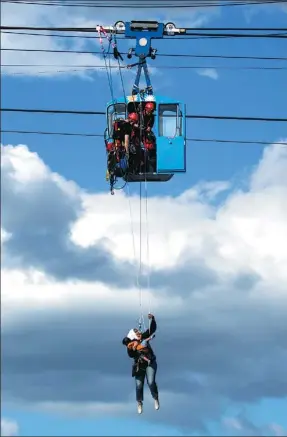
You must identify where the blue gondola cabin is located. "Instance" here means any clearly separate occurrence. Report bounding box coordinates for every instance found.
[105,94,186,183]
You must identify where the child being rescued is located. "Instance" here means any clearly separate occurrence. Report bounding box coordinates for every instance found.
[122,331,155,365]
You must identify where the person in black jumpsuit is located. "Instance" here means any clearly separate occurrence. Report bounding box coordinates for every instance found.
[125,112,141,174]
[142,102,156,173]
[109,115,140,175]
[143,102,155,133]
[122,313,159,414]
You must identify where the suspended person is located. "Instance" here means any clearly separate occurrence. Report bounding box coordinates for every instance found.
[122,313,160,415]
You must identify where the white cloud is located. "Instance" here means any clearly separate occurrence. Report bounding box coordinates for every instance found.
[197,68,219,80]
[223,415,287,436]
[1,228,12,245]
[1,140,287,433]
[70,144,287,284]
[1,419,19,437]
[1,140,287,312]
[31,400,133,417]
[269,423,287,437]
[2,138,287,291]
[250,141,287,189]
[1,2,122,78]
[244,2,287,23]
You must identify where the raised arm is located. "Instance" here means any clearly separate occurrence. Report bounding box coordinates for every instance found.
[141,314,157,340]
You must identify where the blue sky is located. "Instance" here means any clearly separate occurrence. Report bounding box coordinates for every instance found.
[1,1,287,436]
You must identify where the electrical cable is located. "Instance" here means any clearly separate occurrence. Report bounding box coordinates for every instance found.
[2,108,287,122]
[3,47,287,62]
[1,129,287,146]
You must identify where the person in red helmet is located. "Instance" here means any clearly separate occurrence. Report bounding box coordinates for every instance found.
[143,102,155,132]
[128,112,139,124]
[112,118,131,155]
[123,112,140,150]
[140,102,156,173]
[105,115,133,181]
[125,111,141,174]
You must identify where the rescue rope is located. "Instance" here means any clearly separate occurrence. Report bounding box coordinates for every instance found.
[101,26,129,194]
[139,181,142,323]
[110,28,150,331]
[97,26,115,103]
[142,108,151,332]
[112,29,126,98]
[144,179,151,314]
[107,43,115,101]
[138,182,146,332]
[121,53,145,331]
[126,183,145,332]
[126,184,140,290]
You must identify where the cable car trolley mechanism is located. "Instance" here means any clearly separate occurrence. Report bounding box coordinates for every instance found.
[98,21,187,194]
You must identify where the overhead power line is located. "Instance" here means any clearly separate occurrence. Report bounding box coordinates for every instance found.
[1,25,287,31]
[2,47,287,62]
[2,0,286,8]
[1,108,106,115]
[1,129,286,147]
[2,30,106,39]
[2,107,287,122]
[2,64,287,72]
[0,129,101,138]
[2,29,286,41]
[1,26,286,39]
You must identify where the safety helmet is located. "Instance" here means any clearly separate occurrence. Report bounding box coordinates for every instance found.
[145,102,155,112]
[106,140,114,152]
[128,112,139,122]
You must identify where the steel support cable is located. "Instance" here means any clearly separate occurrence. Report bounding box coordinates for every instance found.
[126,183,143,327]
[2,29,286,41]
[2,130,287,146]
[138,182,145,332]
[2,64,287,71]
[2,108,287,123]
[1,26,287,38]
[3,47,287,62]
[1,0,286,7]
[144,177,151,317]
